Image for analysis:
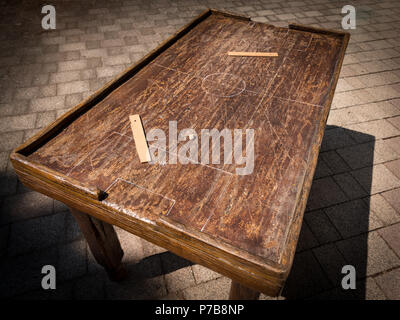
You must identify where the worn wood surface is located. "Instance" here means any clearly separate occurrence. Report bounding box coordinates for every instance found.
[10,9,349,296]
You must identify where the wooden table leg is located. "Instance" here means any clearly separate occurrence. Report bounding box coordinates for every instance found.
[229,280,260,300]
[69,208,127,281]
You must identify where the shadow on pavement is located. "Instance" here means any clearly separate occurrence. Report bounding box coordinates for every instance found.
[283,125,374,299]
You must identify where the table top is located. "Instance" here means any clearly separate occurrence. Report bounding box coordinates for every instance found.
[11,9,349,294]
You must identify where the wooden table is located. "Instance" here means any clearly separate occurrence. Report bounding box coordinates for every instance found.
[10,9,349,299]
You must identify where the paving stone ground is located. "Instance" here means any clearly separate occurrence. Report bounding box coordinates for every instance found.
[1,0,400,300]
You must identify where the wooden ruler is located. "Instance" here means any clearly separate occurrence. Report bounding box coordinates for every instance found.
[129,114,151,163]
[227,51,278,57]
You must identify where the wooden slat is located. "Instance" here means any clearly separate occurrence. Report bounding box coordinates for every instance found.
[227,51,278,57]
[129,114,151,163]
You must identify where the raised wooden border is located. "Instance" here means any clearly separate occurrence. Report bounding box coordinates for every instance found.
[10,9,349,296]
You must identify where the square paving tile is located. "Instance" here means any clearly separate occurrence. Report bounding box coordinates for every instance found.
[374,268,400,299]
[351,164,400,194]
[325,199,383,238]
[306,177,348,211]
[381,188,400,213]
[378,223,400,257]
[336,231,399,278]
[385,159,400,179]
[304,210,342,244]
[364,193,400,225]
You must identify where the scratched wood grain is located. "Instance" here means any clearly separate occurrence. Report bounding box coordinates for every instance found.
[27,13,344,264]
